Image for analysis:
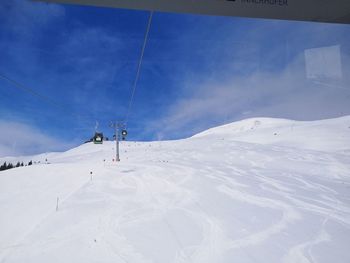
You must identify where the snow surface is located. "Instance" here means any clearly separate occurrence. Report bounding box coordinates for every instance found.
[1,116,350,263]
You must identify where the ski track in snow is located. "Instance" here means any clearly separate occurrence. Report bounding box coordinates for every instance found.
[1,117,350,263]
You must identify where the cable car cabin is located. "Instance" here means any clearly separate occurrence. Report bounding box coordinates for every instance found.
[121,129,128,140]
[93,132,104,144]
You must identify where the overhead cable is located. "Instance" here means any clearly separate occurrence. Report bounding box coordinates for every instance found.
[0,73,66,111]
[0,73,91,124]
[124,10,154,126]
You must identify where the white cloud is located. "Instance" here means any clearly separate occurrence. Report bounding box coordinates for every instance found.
[0,120,74,157]
[143,19,350,140]
[0,0,65,36]
[151,50,350,139]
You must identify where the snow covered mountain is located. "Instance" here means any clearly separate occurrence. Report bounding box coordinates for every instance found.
[1,116,350,263]
[194,116,350,152]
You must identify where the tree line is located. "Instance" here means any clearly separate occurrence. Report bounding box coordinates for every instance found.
[0,160,33,171]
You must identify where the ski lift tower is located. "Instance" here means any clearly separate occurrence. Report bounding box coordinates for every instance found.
[110,121,127,162]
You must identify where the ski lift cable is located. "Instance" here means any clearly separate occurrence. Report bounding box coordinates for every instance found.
[0,73,92,124]
[124,10,154,127]
[0,73,68,111]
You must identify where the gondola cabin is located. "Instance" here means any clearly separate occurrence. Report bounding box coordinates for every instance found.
[93,132,104,144]
[121,129,128,140]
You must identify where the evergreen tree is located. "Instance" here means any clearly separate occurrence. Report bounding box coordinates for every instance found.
[28,160,33,166]
[0,162,6,171]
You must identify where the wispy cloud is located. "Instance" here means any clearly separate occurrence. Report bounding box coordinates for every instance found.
[0,0,65,38]
[0,1,130,136]
[150,41,350,140]
[0,120,74,157]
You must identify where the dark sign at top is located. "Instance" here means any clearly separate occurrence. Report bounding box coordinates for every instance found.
[240,0,288,6]
[34,0,350,24]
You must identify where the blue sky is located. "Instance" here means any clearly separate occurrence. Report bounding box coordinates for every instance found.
[1,0,350,156]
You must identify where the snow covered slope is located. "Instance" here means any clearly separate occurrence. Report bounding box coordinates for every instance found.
[1,117,350,263]
[194,116,350,152]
